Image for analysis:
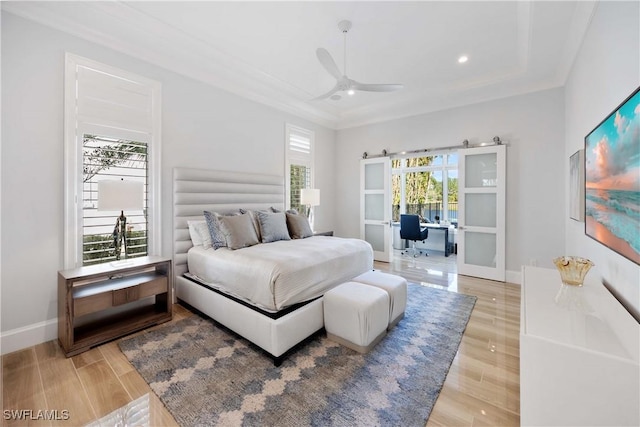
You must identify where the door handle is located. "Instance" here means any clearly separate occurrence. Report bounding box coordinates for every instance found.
[382,221,390,225]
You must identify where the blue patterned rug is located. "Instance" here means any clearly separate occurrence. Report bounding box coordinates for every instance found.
[119,284,476,426]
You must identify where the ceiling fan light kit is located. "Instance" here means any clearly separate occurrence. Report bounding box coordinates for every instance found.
[313,20,403,101]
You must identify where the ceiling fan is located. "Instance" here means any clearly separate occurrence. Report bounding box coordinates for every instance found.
[313,20,404,101]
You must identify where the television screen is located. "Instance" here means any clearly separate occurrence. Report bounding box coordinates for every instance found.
[585,86,640,265]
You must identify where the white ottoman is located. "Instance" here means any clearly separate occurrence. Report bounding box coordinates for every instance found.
[353,270,407,329]
[323,282,389,353]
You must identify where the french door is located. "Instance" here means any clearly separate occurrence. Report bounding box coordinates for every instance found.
[360,157,391,262]
[457,145,506,281]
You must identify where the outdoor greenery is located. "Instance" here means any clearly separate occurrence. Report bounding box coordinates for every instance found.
[83,135,147,183]
[392,156,458,222]
[83,230,147,265]
[290,164,310,214]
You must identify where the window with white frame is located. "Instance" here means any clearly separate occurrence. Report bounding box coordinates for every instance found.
[285,124,314,213]
[64,54,161,268]
[391,153,458,223]
[82,135,148,265]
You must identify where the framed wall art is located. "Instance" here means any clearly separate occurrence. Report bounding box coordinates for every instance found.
[569,149,584,221]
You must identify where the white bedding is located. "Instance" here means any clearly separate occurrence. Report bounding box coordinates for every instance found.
[187,236,373,311]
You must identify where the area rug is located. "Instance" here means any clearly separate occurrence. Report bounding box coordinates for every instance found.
[119,283,476,426]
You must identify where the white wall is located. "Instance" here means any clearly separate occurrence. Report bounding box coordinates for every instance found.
[335,88,566,277]
[564,1,640,314]
[0,13,336,350]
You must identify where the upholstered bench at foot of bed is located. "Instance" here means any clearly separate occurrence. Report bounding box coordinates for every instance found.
[353,270,408,330]
[323,282,389,353]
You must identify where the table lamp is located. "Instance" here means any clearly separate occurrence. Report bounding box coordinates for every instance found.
[300,188,320,231]
[98,179,144,263]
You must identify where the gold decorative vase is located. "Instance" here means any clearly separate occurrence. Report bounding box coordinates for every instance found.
[553,256,594,286]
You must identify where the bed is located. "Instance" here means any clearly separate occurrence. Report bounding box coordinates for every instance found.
[173,167,373,364]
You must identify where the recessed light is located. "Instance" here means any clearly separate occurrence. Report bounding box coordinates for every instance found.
[347,89,355,96]
[458,55,468,64]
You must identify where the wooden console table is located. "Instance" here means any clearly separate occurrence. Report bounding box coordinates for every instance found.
[58,256,172,357]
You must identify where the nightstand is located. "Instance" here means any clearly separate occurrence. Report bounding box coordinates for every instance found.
[58,256,172,357]
[313,231,334,236]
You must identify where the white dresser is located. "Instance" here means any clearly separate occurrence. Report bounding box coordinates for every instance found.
[520,266,639,426]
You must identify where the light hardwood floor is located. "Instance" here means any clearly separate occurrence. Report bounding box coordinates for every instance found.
[2,252,520,426]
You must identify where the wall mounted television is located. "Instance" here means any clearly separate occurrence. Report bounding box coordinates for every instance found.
[584,85,640,265]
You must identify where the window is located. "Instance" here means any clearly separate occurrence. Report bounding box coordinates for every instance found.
[64,54,161,268]
[391,153,458,223]
[285,124,314,213]
[82,135,148,265]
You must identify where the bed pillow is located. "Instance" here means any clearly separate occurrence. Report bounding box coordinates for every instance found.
[187,220,212,249]
[238,209,263,242]
[270,207,299,215]
[256,211,291,243]
[218,213,260,249]
[203,211,235,249]
[286,212,314,239]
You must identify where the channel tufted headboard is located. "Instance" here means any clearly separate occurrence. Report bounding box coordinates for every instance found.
[172,167,285,279]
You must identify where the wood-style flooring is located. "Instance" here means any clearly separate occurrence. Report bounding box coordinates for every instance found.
[2,251,520,426]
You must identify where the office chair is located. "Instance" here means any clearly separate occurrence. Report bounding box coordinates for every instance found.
[400,214,429,257]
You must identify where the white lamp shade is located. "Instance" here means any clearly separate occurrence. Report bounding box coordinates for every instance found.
[98,180,144,211]
[300,188,320,206]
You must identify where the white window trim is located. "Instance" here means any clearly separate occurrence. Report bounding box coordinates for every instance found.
[63,53,162,269]
[284,124,315,209]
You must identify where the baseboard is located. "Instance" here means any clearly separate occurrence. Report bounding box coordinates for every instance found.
[1,318,58,355]
[506,269,522,285]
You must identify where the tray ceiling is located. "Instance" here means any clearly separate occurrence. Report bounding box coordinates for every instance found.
[2,1,596,129]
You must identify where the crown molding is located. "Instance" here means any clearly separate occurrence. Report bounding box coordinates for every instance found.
[2,2,342,129]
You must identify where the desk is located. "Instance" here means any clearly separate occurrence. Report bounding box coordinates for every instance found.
[392,223,456,256]
[423,224,455,257]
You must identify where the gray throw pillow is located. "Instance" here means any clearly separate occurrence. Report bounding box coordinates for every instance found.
[239,208,263,242]
[256,211,291,243]
[218,213,260,249]
[286,212,314,239]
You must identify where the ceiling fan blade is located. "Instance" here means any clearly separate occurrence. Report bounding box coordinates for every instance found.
[316,48,342,80]
[351,82,404,92]
[311,84,340,101]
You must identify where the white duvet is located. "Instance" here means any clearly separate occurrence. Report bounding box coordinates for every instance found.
[187,236,373,311]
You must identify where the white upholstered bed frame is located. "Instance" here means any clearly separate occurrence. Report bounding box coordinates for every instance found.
[173,167,324,364]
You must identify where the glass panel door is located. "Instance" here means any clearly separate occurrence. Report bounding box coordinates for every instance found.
[457,145,506,281]
[361,158,391,262]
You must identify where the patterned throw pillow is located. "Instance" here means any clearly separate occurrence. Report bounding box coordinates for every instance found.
[255,211,291,243]
[285,212,313,239]
[203,211,234,249]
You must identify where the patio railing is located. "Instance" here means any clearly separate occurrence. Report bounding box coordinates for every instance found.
[393,202,458,223]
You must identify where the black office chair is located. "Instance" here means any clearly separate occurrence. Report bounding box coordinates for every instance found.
[400,214,429,257]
